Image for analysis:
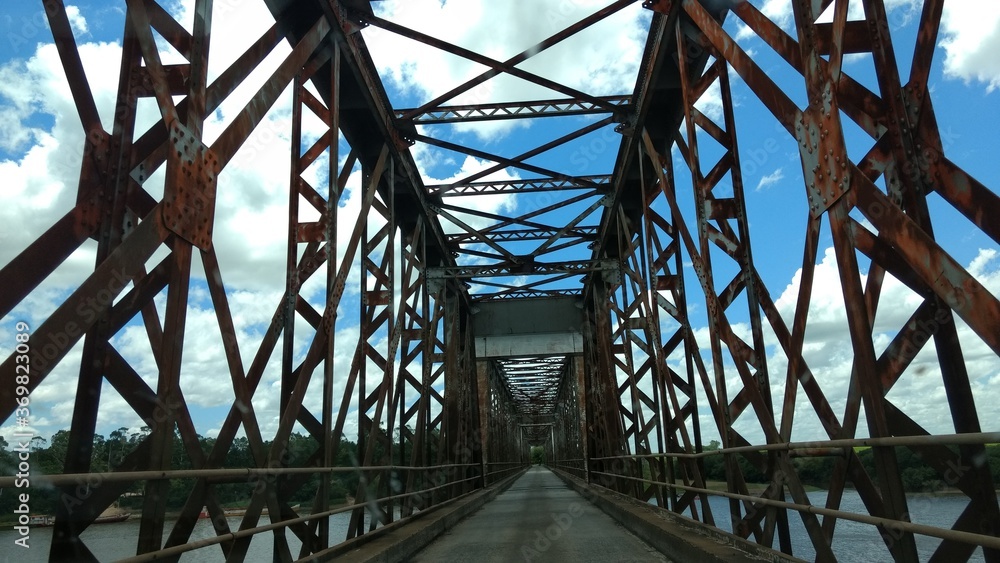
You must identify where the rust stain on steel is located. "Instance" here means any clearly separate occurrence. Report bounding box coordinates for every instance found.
[162,121,219,250]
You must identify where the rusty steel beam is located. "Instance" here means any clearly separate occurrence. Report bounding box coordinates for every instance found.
[372,0,639,121]
[584,277,632,495]
[482,359,522,484]
[347,166,397,539]
[474,288,583,302]
[428,259,619,280]
[609,212,668,505]
[666,20,807,551]
[396,96,630,124]
[447,226,598,244]
[441,287,484,498]
[426,174,611,197]
[413,116,616,192]
[438,190,603,241]
[431,176,611,197]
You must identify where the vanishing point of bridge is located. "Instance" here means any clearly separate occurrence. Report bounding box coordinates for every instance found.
[1,0,999,561]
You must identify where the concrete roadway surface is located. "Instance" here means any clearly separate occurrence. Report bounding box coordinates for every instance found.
[410,466,670,562]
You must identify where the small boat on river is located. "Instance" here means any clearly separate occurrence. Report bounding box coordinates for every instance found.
[95,505,131,524]
[30,515,55,527]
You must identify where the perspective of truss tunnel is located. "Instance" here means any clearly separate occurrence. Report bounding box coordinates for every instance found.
[0,0,999,561]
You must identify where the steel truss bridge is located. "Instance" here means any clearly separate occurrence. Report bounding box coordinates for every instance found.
[1,0,999,561]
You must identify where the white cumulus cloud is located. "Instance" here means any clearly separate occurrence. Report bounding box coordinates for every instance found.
[940,1,1000,91]
[362,0,650,140]
[66,5,89,35]
[755,166,784,192]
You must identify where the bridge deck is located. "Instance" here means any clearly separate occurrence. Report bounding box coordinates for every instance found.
[410,466,669,562]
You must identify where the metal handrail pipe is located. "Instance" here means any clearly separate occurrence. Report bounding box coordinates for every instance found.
[486,467,524,477]
[588,470,1000,551]
[589,432,1000,461]
[116,474,482,563]
[0,463,481,488]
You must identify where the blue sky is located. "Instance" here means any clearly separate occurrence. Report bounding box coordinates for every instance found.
[0,0,999,452]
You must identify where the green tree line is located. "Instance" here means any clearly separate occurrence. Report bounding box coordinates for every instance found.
[696,440,1000,492]
[0,427,418,519]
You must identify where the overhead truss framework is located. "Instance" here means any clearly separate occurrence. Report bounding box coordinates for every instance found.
[0,1,998,562]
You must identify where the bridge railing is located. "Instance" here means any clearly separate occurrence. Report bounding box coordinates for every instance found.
[585,432,1000,556]
[0,462,487,561]
[484,461,528,485]
[550,458,586,480]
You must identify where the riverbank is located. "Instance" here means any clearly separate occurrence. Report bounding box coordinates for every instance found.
[699,481,1000,496]
[1,499,357,528]
[702,480,822,494]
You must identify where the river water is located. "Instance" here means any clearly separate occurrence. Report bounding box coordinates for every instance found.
[0,510,365,562]
[0,490,992,561]
[692,489,991,562]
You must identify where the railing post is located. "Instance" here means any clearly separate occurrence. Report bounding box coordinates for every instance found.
[476,359,490,486]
